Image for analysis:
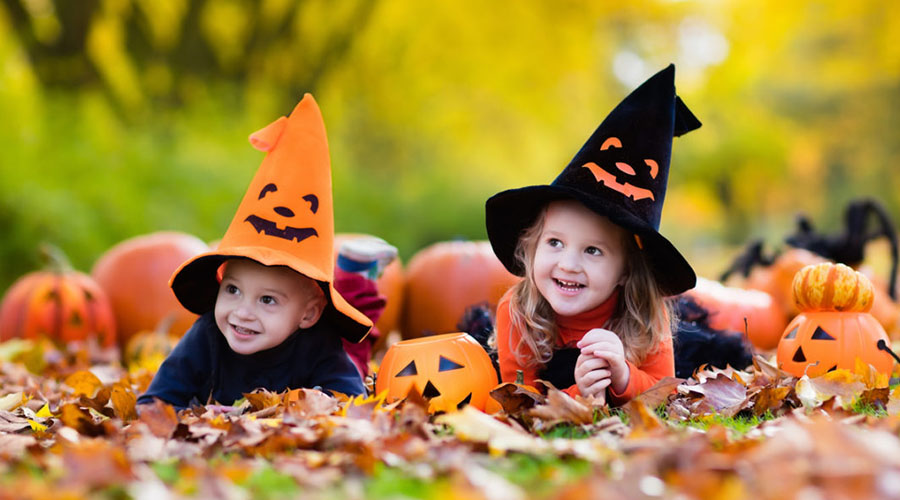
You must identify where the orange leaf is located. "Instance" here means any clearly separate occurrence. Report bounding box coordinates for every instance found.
[138,399,178,438]
[64,370,103,398]
[111,384,137,422]
[244,390,282,412]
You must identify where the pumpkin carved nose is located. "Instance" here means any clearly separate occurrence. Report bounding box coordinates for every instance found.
[422,380,440,398]
[274,206,294,217]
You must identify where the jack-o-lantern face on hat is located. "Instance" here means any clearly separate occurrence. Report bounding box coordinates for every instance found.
[582,136,658,201]
[375,332,498,413]
[244,182,320,243]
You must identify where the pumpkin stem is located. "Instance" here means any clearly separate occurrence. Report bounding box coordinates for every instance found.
[877,339,900,365]
[39,243,73,274]
[515,369,525,385]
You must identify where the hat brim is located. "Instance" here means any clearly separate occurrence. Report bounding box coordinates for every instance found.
[169,246,372,343]
[485,185,695,296]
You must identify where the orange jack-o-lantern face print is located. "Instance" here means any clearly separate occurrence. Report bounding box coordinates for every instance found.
[582,136,658,201]
[244,182,319,243]
[375,332,499,413]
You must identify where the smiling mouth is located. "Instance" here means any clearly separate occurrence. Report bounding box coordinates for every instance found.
[232,324,261,336]
[554,279,585,291]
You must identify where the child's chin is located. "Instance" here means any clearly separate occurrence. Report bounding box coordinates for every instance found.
[226,336,266,355]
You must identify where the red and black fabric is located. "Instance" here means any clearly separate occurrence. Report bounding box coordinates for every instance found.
[486,64,701,296]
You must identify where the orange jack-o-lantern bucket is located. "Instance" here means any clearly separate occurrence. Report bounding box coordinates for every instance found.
[777,262,894,377]
[375,332,498,413]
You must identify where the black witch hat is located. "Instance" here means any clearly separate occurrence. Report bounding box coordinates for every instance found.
[485,64,701,296]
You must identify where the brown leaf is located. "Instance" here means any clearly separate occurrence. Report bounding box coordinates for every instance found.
[284,388,339,419]
[436,406,551,455]
[857,387,890,410]
[64,370,103,398]
[59,403,107,436]
[634,376,683,409]
[61,438,133,489]
[622,399,663,432]
[681,373,749,417]
[752,386,791,417]
[0,433,37,459]
[489,382,545,415]
[0,411,32,433]
[796,370,866,409]
[111,383,137,422]
[137,398,178,438]
[528,386,594,425]
[245,389,283,412]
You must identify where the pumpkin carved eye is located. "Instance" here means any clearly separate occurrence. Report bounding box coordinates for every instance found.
[810,327,835,340]
[438,356,464,371]
[396,361,417,377]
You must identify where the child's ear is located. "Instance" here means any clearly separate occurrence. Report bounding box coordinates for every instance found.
[297,294,326,329]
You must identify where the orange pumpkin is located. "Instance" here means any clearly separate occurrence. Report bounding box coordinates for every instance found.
[333,233,405,353]
[401,240,520,339]
[777,263,892,377]
[91,231,209,347]
[686,277,788,350]
[744,248,826,317]
[0,247,116,347]
[375,332,498,413]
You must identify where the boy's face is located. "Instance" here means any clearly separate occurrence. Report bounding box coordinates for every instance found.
[214,259,325,355]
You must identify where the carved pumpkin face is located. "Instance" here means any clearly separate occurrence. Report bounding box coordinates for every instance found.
[582,136,659,201]
[375,332,498,413]
[777,262,893,377]
[244,182,319,243]
[777,311,892,377]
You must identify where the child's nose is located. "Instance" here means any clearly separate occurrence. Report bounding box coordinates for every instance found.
[557,250,582,272]
[233,300,256,319]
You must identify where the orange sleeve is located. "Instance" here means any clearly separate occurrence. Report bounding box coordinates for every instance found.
[607,334,674,406]
[496,292,581,396]
[496,292,537,385]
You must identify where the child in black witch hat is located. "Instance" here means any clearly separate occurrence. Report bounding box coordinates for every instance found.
[485,65,700,405]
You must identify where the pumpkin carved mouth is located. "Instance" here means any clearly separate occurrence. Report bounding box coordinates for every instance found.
[244,215,318,243]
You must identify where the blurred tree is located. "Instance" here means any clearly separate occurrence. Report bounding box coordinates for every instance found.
[1,0,376,112]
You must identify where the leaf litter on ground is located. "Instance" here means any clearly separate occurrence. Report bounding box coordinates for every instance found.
[2,342,900,499]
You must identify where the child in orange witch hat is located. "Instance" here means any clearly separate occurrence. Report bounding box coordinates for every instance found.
[138,95,395,409]
[485,65,700,405]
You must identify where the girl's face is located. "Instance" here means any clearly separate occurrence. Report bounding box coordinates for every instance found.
[532,200,628,318]
[214,259,324,355]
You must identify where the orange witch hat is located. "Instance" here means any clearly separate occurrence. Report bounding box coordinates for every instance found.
[169,94,372,342]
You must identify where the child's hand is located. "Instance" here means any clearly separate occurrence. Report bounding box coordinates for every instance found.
[577,328,629,394]
[574,352,610,403]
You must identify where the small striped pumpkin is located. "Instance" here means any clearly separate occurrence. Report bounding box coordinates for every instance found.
[792,262,874,312]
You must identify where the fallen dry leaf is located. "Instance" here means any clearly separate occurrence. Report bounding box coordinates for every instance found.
[680,373,749,417]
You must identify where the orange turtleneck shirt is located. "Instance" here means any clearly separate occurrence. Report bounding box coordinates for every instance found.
[494,289,674,406]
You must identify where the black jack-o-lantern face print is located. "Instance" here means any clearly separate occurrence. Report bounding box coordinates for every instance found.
[244,182,320,243]
[582,136,658,201]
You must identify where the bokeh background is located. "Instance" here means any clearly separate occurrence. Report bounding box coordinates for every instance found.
[1,0,899,292]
